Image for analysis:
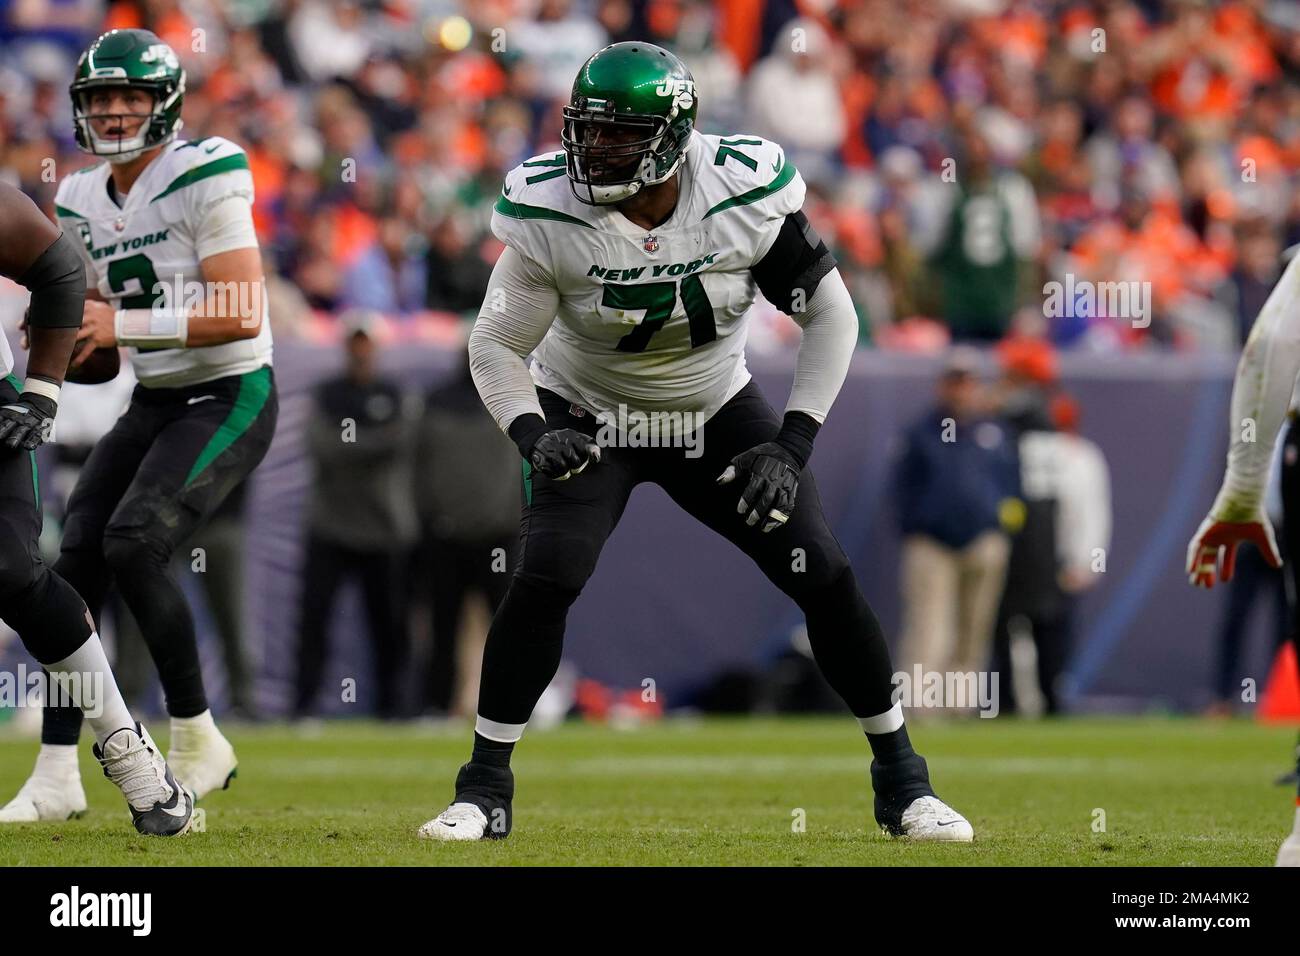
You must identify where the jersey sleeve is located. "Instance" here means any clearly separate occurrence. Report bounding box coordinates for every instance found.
[489,152,590,274]
[701,135,807,266]
[162,138,259,260]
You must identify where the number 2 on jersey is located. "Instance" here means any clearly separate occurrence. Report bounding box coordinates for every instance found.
[608,276,716,352]
[107,253,162,310]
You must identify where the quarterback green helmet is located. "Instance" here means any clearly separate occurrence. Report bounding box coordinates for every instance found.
[71,29,185,164]
[562,42,697,205]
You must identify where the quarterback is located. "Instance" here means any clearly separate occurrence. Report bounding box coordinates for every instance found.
[0,29,276,822]
[421,43,973,842]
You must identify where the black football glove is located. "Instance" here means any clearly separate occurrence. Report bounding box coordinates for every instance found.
[0,392,56,452]
[529,428,602,480]
[716,412,820,532]
[509,412,603,481]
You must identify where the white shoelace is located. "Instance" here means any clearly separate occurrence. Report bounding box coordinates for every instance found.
[102,733,171,811]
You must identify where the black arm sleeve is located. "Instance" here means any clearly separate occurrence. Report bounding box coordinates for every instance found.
[19,231,86,329]
[749,210,837,315]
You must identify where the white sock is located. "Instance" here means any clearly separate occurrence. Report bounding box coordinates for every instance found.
[31,743,80,779]
[857,701,905,735]
[46,633,135,747]
[171,709,216,735]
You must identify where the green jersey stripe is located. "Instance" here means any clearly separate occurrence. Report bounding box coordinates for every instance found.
[55,204,88,220]
[524,168,567,185]
[494,194,592,228]
[151,153,250,204]
[183,366,272,486]
[522,155,565,168]
[702,159,798,219]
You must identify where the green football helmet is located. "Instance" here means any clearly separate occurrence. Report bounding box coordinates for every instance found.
[562,42,697,205]
[71,29,185,164]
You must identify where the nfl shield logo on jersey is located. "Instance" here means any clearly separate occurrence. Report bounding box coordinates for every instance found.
[643,235,659,253]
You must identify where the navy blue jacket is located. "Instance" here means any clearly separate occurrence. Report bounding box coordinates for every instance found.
[894,407,1020,549]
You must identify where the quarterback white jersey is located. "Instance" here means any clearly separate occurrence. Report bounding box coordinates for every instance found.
[54,136,273,389]
[490,129,805,423]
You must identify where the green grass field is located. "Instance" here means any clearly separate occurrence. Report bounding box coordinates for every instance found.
[0,716,1293,866]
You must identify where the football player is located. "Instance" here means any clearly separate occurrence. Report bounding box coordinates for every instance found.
[420,43,973,843]
[0,29,277,822]
[0,182,191,835]
[1186,242,1300,867]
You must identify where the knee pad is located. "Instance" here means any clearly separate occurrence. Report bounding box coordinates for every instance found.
[788,550,855,608]
[501,572,582,627]
[102,530,170,578]
[0,550,38,601]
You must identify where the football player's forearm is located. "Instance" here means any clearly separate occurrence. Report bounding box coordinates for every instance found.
[1213,252,1300,520]
[25,327,80,386]
[469,247,560,437]
[469,327,545,436]
[20,231,87,388]
[183,294,264,345]
[785,268,857,427]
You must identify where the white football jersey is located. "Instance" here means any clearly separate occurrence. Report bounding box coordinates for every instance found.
[54,136,273,389]
[491,129,805,422]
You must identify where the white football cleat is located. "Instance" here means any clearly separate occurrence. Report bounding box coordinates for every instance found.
[893,795,974,842]
[0,751,87,823]
[166,714,237,801]
[1277,807,1300,867]
[418,802,489,841]
[93,723,192,836]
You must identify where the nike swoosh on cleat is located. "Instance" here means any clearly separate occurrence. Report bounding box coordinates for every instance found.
[160,794,189,818]
[187,395,216,405]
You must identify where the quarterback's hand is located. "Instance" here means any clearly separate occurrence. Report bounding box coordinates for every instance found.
[1185,511,1281,589]
[71,300,116,368]
[717,442,800,532]
[0,392,56,452]
[530,428,602,481]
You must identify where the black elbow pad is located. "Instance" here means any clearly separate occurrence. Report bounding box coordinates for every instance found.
[749,210,837,315]
[20,231,86,329]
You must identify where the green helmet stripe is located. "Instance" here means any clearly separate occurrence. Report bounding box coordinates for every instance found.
[703,159,798,220]
[150,152,248,203]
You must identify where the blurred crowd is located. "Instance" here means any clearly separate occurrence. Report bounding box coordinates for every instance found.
[2,0,1300,352]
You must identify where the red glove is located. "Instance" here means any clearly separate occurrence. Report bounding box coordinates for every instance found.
[1185,513,1282,589]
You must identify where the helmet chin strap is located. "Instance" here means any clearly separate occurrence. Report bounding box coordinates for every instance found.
[589,180,643,204]
[590,139,688,205]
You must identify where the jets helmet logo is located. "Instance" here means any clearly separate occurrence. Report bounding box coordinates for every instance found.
[140,43,180,70]
[654,77,695,112]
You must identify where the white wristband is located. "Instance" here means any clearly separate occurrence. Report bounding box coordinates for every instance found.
[114,307,189,348]
[20,377,60,405]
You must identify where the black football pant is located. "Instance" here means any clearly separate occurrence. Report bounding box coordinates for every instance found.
[0,374,95,667]
[43,366,277,744]
[476,381,896,729]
